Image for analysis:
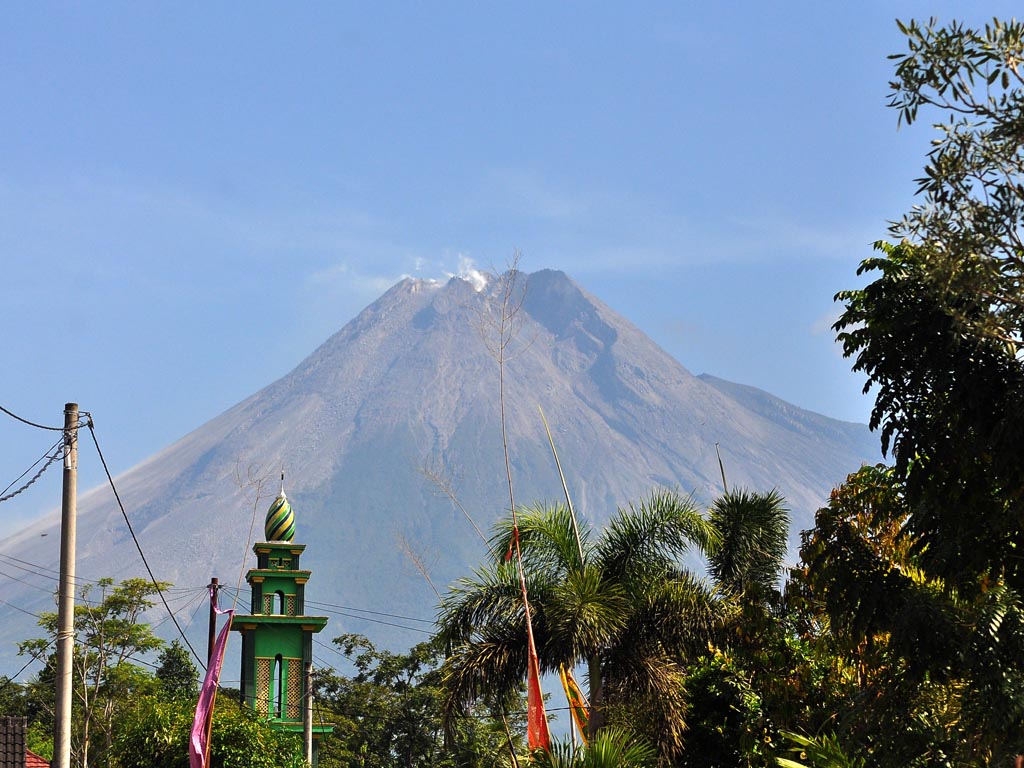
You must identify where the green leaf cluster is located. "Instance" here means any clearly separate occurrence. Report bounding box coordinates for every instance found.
[312,633,520,768]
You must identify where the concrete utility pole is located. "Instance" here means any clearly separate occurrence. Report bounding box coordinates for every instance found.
[53,403,78,768]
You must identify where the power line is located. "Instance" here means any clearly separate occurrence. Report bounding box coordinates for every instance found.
[0,566,61,596]
[0,638,55,695]
[309,607,432,635]
[219,585,435,635]
[85,417,206,671]
[0,597,45,620]
[183,589,210,628]
[0,404,85,432]
[0,552,108,589]
[0,551,210,594]
[150,588,208,633]
[305,599,435,626]
[305,600,435,634]
[312,638,348,663]
[0,437,63,503]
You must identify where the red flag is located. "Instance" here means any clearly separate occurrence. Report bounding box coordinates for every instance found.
[524,601,551,751]
[508,509,549,750]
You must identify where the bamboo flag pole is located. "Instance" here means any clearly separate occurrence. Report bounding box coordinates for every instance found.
[715,442,729,494]
[538,405,584,564]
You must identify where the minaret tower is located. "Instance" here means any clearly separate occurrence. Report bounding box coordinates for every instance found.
[232,478,332,761]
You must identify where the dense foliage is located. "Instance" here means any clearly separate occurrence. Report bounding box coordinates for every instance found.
[312,634,521,768]
[5,578,304,768]
[837,17,1024,595]
[805,14,1024,765]
[114,695,303,768]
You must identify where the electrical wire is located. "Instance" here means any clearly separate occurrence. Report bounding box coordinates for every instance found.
[84,417,206,671]
[303,606,432,635]
[0,637,55,695]
[0,436,64,503]
[0,597,45,620]
[150,587,208,633]
[232,471,271,612]
[305,599,435,626]
[312,638,348,663]
[0,404,84,432]
[0,552,108,589]
[0,566,60,595]
[218,585,434,635]
[184,588,210,628]
[0,568,114,611]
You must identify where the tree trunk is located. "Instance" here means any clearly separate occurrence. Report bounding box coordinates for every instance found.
[586,654,605,740]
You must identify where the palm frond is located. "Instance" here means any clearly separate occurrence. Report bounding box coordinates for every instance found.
[598,489,719,581]
[441,631,527,737]
[437,562,527,647]
[533,727,657,768]
[602,647,690,760]
[491,502,592,573]
[546,565,630,658]
[619,571,727,658]
[708,488,789,598]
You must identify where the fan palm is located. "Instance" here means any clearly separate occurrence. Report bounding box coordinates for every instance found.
[437,489,723,761]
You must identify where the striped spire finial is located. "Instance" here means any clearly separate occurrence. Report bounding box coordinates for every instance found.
[264,471,296,542]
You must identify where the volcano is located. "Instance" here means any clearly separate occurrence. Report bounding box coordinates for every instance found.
[0,269,878,673]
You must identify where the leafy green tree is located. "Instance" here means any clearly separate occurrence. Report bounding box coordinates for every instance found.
[836,17,1024,595]
[887,17,1024,345]
[19,577,166,767]
[314,633,519,768]
[114,693,303,768]
[155,639,199,700]
[836,241,1024,594]
[0,676,28,716]
[679,489,844,768]
[792,465,1024,765]
[679,649,770,768]
[438,491,721,762]
[776,731,865,768]
[828,20,1024,759]
[794,467,966,765]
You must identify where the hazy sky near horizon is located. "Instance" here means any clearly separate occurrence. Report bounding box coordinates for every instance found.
[2,3,1017,534]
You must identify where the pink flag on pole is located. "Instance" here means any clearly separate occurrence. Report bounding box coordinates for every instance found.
[189,589,233,768]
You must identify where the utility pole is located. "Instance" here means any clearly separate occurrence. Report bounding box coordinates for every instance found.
[207,577,219,664]
[304,661,313,766]
[53,403,78,768]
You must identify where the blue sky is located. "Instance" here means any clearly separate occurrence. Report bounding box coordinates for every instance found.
[1,3,1017,533]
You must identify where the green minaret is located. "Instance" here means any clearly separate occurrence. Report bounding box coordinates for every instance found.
[232,482,333,762]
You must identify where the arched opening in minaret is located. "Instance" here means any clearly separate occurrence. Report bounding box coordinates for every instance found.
[273,654,284,718]
[275,590,286,615]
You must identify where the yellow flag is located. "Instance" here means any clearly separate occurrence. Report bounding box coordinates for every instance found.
[559,664,589,745]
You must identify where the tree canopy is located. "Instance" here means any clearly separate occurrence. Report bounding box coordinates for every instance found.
[835,17,1024,594]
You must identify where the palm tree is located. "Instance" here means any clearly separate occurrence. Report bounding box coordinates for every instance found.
[707,488,789,654]
[707,488,789,604]
[437,489,723,761]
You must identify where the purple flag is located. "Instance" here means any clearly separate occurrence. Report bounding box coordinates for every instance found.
[189,589,233,768]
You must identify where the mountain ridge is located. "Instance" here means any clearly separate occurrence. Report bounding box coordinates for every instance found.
[0,269,879,675]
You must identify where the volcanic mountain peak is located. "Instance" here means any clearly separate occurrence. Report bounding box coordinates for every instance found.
[0,269,879,673]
